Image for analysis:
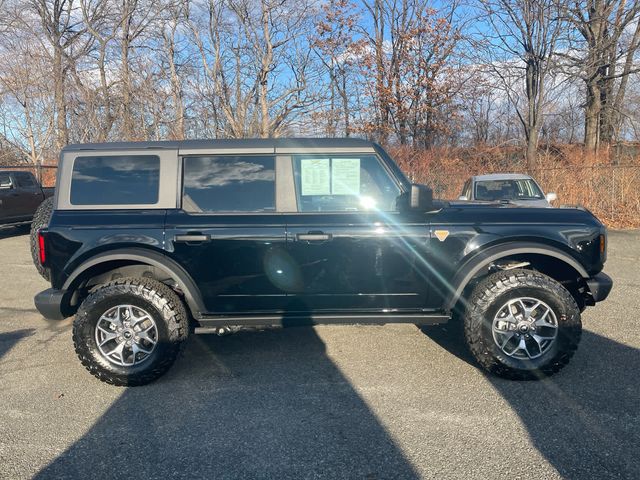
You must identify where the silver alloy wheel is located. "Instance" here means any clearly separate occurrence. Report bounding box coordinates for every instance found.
[95,304,158,367]
[492,297,558,360]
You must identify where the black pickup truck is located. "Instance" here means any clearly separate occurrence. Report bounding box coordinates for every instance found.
[33,139,612,386]
[0,170,54,227]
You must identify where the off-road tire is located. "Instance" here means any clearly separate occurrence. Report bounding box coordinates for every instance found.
[464,269,581,380]
[29,196,53,281]
[73,277,189,386]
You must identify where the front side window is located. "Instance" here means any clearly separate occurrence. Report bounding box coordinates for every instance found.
[70,155,160,205]
[292,155,401,212]
[182,156,276,213]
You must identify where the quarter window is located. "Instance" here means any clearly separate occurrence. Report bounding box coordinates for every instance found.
[292,155,401,212]
[182,156,276,213]
[70,155,160,205]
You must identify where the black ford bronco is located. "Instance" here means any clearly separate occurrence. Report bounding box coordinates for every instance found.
[34,138,612,386]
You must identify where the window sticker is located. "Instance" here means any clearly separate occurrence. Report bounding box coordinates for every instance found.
[300,158,330,195]
[331,158,360,195]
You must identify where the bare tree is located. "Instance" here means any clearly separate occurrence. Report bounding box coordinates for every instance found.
[118,0,160,140]
[0,34,56,165]
[2,0,640,163]
[478,0,566,170]
[159,0,187,139]
[561,1,640,150]
[460,69,496,145]
[77,0,119,142]
[314,0,361,137]
[28,0,90,149]
[185,0,320,138]
[357,0,463,146]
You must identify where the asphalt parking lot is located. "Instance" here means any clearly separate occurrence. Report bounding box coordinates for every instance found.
[0,229,638,480]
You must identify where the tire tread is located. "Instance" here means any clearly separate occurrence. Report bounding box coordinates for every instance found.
[464,269,581,380]
[72,277,188,386]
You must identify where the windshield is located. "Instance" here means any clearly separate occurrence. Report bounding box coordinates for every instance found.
[475,179,544,201]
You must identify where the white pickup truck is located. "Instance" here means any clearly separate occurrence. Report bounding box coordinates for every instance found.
[458,173,557,207]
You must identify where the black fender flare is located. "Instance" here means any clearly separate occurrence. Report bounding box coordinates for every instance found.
[445,242,589,310]
[62,248,206,316]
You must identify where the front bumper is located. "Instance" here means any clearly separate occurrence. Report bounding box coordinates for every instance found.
[34,288,70,320]
[585,272,613,303]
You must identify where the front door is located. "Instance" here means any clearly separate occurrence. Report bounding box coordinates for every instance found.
[165,155,288,314]
[0,173,20,222]
[282,154,431,312]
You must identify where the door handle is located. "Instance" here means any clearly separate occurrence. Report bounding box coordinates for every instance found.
[296,232,332,242]
[174,233,210,243]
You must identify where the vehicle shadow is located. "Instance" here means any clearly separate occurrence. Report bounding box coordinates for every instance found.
[420,323,639,479]
[0,328,35,360]
[35,325,420,479]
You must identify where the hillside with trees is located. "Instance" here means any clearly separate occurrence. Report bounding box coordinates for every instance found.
[0,0,638,225]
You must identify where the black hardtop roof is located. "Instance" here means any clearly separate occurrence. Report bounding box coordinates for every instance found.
[62,137,377,152]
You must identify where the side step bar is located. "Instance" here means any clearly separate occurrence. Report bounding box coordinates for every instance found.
[0,221,31,230]
[194,312,450,333]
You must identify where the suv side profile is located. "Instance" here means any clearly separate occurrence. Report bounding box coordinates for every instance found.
[35,139,612,386]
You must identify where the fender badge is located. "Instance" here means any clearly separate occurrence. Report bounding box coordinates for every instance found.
[434,230,450,242]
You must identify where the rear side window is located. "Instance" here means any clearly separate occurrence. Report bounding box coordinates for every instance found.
[70,155,160,205]
[15,172,36,188]
[182,156,276,213]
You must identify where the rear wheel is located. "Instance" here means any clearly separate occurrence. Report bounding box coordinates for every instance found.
[30,197,53,281]
[464,269,581,380]
[73,277,189,386]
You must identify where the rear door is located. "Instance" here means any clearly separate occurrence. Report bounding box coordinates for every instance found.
[282,154,431,313]
[165,154,288,314]
[13,172,43,217]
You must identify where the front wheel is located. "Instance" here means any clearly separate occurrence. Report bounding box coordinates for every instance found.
[73,277,189,386]
[464,269,581,380]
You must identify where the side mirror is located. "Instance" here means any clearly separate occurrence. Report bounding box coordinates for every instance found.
[546,192,557,203]
[0,179,13,190]
[410,183,433,211]
[458,195,468,201]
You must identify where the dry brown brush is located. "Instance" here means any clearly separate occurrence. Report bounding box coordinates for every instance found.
[390,145,640,229]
